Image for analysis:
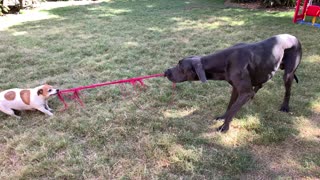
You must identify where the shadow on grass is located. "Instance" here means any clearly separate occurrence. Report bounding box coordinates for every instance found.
[1,0,320,179]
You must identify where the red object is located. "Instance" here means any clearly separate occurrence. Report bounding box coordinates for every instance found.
[293,0,320,23]
[293,0,308,23]
[306,5,320,16]
[57,73,164,110]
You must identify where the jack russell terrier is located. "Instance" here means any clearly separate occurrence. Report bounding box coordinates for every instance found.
[0,84,59,118]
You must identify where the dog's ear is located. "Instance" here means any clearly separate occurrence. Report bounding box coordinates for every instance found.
[192,59,207,83]
[37,89,43,96]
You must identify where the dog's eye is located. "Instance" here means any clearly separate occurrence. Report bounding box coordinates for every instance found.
[48,89,52,92]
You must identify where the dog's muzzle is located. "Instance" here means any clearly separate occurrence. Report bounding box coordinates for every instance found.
[164,69,171,77]
[164,69,177,83]
[54,89,60,95]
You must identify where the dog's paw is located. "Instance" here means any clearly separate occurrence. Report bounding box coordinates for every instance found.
[13,115,21,119]
[45,106,53,112]
[46,112,54,116]
[280,106,289,112]
[217,124,229,132]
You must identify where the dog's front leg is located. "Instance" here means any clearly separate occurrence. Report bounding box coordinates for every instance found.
[45,100,53,112]
[36,106,53,116]
[218,90,254,132]
[216,86,238,120]
[253,84,262,93]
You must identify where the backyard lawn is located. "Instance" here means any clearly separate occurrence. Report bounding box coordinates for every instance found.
[0,0,320,179]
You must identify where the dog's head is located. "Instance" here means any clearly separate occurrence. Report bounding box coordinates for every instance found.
[37,84,59,99]
[164,56,207,83]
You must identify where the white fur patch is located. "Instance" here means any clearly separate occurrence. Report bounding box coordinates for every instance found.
[275,34,298,49]
[271,34,298,72]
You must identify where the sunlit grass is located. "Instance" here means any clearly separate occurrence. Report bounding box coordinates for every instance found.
[0,11,59,31]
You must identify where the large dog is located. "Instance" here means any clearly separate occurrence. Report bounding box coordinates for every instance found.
[164,34,302,132]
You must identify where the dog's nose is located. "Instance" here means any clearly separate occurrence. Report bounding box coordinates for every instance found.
[164,69,171,77]
[56,89,60,92]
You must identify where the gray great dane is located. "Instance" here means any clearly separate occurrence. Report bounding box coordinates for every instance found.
[164,34,302,132]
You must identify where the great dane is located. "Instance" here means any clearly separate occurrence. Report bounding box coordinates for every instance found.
[164,34,302,132]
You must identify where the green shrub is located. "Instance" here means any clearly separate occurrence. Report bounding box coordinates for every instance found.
[261,0,295,7]
[231,0,258,3]
[231,0,297,7]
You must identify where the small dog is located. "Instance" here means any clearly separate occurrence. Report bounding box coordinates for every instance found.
[0,84,59,118]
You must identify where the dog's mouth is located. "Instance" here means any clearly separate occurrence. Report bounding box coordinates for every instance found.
[164,69,176,81]
[164,69,186,83]
[51,89,59,96]
[54,89,60,95]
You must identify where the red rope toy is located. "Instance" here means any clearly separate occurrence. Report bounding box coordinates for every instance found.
[57,73,166,110]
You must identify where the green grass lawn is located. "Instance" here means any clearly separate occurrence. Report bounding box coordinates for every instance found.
[1,0,320,179]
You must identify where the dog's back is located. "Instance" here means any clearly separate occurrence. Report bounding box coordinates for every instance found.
[0,88,34,110]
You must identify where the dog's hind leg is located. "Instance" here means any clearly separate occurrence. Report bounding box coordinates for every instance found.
[0,106,21,119]
[280,47,301,112]
[280,73,294,112]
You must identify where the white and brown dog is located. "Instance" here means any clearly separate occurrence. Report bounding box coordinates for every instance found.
[0,84,59,118]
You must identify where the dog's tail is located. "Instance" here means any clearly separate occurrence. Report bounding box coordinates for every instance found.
[294,74,299,83]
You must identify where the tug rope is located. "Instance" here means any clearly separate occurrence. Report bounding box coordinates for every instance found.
[57,73,166,110]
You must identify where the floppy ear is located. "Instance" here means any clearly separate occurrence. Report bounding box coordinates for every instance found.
[192,59,207,83]
[37,89,43,96]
